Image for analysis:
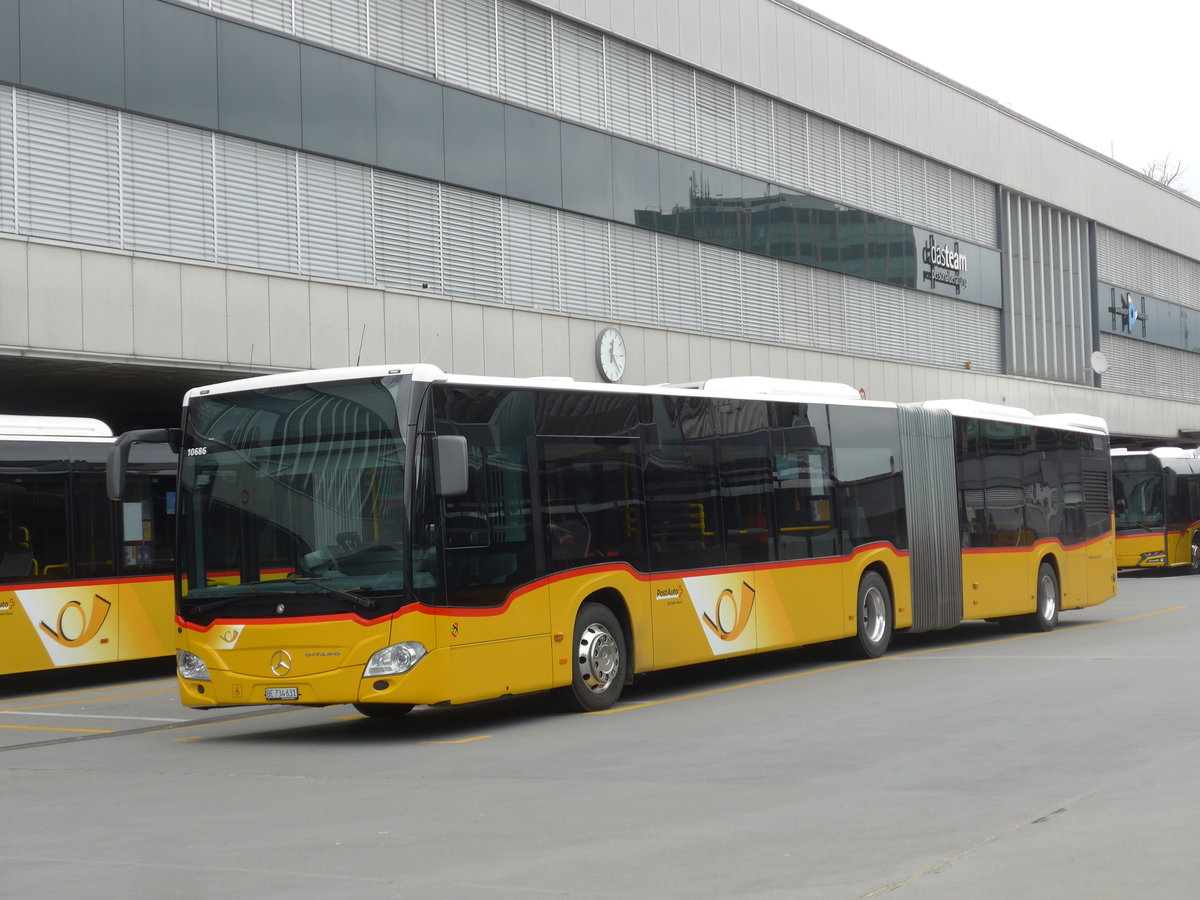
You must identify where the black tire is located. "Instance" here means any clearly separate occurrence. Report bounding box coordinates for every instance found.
[562,602,627,712]
[353,702,415,719]
[1189,535,1200,573]
[850,571,892,659]
[1023,561,1059,632]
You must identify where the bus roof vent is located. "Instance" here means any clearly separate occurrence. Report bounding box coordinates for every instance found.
[698,376,862,402]
[0,414,113,438]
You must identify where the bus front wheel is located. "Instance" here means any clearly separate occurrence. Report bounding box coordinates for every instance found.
[562,603,627,712]
[851,571,892,659]
[1024,562,1059,632]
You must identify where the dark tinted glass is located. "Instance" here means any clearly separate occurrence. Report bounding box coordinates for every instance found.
[979,421,1028,547]
[644,396,722,571]
[657,153,702,238]
[217,21,302,147]
[376,69,445,181]
[0,0,20,86]
[20,0,125,107]
[770,404,837,560]
[120,470,176,575]
[443,89,506,195]
[301,44,377,164]
[540,437,646,572]
[561,123,614,219]
[0,467,69,583]
[74,475,116,578]
[124,0,218,128]
[1060,431,1086,545]
[829,405,905,550]
[504,107,562,208]
[433,387,535,606]
[612,138,660,227]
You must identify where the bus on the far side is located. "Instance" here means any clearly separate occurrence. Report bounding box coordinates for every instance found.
[1,414,177,676]
[1111,447,1200,573]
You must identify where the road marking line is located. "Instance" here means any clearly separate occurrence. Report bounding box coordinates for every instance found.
[0,724,114,734]
[0,711,188,723]
[5,688,178,713]
[420,735,493,744]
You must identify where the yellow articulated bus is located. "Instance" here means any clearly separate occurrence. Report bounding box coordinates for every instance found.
[108,366,1115,716]
[1,415,177,676]
[1111,447,1200,573]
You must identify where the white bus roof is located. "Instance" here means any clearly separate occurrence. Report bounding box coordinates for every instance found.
[183,366,1105,432]
[921,399,1109,435]
[0,414,113,438]
[1112,446,1199,459]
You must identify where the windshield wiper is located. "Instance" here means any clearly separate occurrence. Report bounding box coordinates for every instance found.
[191,578,376,615]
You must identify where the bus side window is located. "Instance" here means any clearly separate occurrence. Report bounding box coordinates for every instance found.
[0,468,69,581]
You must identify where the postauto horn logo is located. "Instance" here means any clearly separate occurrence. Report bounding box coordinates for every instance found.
[39,594,113,648]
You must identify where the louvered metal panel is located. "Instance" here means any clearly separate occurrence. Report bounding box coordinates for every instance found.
[438,0,498,95]
[809,268,847,352]
[212,0,292,31]
[0,86,14,235]
[869,139,902,220]
[650,56,696,157]
[773,104,810,193]
[841,274,877,357]
[929,292,1001,372]
[370,0,436,75]
[868,281,909,361]
[609,223,660,324]
[298,154,373,283]
[374,170,442,292]
[776,262,810,347]
[898,404,963,632]
[553,18,605,129]
[657,233,702,332]
[1001,189,1091,384]
[925,163,953,234]
[296,0,368,56]
[695,73,737,172]
[734,88,774,183]
[440,184,502,302]
[807,116,840,200]
[897,151,928,230]
[558,212,611,319]
[122,116,214,261]
[839,127,872,209]
[1099,333,1200,401]
[605,39,653,144]
[739,253,780,342]
[16,92,122,247]
[214,135,298,272]
[503,199,559,310]
[498,0,553,114]
[699,244,742,336]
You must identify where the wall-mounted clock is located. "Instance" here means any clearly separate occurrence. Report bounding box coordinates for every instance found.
[596,327,626,383]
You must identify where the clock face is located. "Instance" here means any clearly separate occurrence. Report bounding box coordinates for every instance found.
[596,327,626,383]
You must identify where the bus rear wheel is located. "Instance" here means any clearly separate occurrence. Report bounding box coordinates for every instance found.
[851,571,892,659]
[562,603,627,712]
[1190,536,1200,573]
[353,702,415,719]
[1023,561,1059,632]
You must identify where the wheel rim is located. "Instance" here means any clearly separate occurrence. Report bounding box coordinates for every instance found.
[862,585,887,645]
[1191,541,1200,570]
[576,622,620,694]
[1039,571,1057,620]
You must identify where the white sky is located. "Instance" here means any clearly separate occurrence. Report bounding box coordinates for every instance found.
[798,0,1200,198]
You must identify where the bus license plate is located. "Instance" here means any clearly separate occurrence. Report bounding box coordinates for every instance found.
[265,687,299,701]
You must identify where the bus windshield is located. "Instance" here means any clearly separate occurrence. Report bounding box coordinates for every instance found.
[179,377,413,621]
[1112,460,1163,532]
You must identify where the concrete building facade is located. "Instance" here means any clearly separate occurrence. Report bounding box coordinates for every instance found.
[0,0,1197,441]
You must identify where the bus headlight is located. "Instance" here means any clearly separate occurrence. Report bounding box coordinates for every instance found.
[177,650,211,682]
[364,642,427,677]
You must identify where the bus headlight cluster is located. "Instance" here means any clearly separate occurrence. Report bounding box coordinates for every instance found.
[364,642,427,677]
[177,650,211,682]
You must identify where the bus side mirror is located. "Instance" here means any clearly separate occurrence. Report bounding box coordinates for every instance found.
[107,428,179,501]
[434,435,469,497]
